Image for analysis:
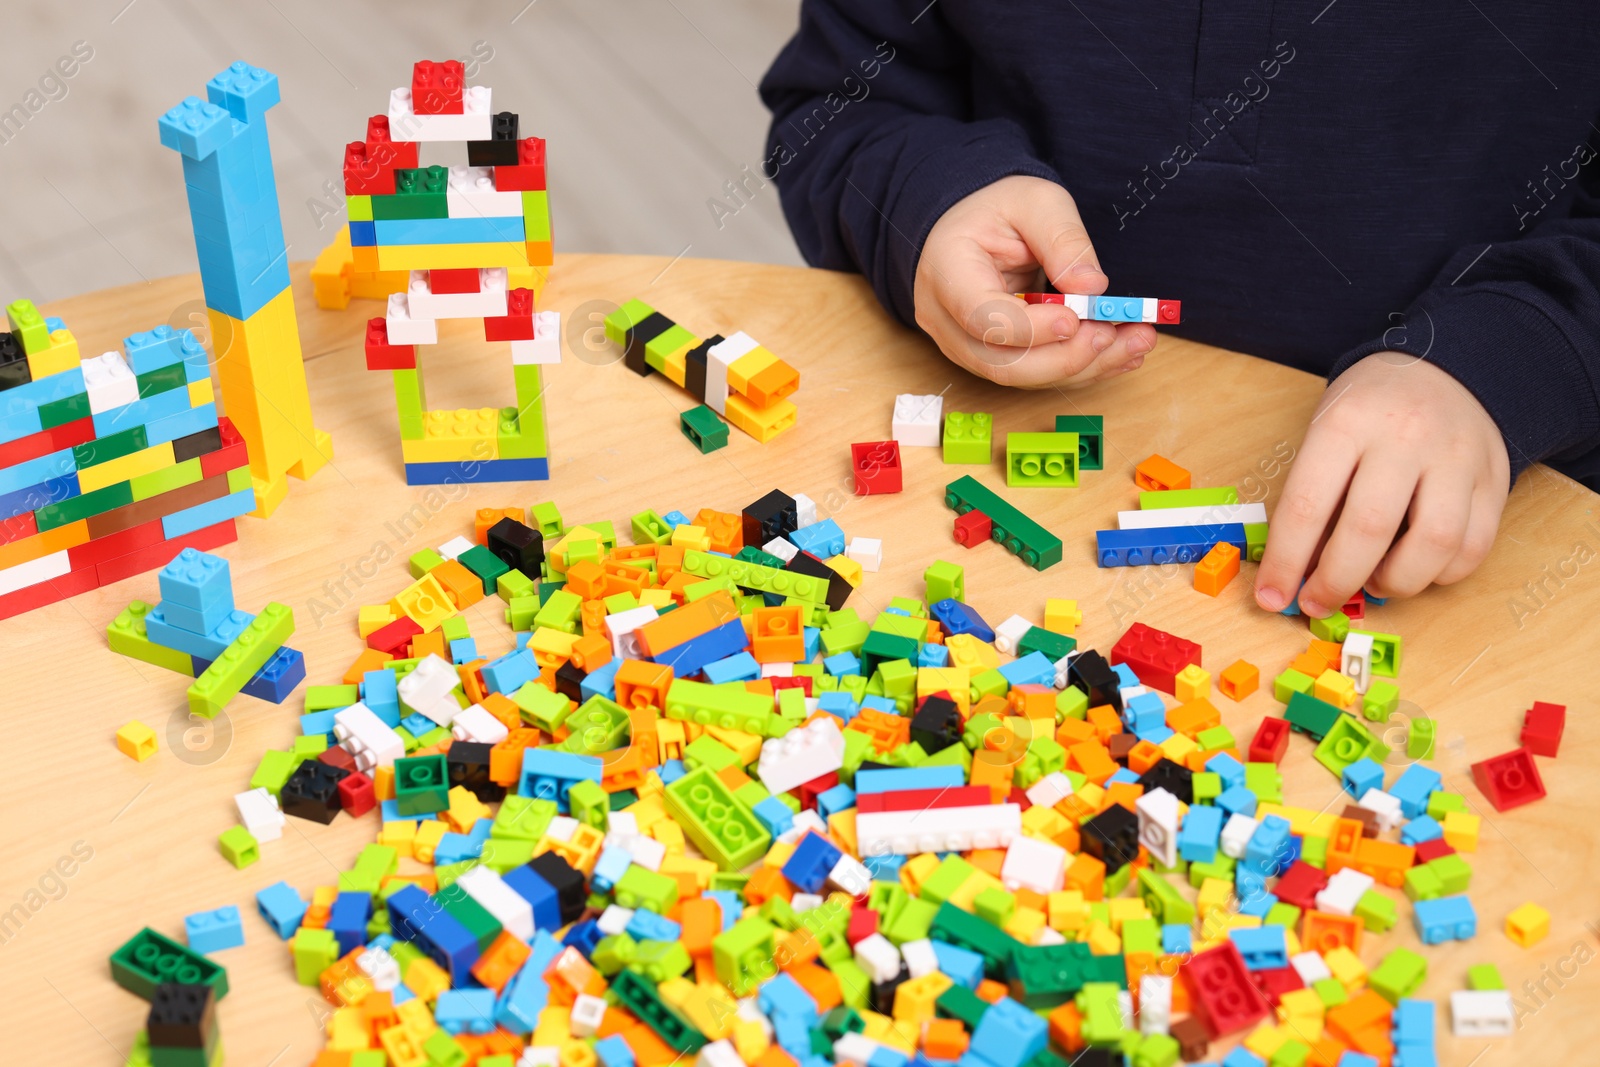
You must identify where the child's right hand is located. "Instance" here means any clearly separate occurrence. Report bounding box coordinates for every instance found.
[913,176,1158,388]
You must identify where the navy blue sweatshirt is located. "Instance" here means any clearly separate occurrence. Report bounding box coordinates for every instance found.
[759,1,1600,488]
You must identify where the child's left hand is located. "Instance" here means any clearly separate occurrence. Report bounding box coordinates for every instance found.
[1255,352,1511,616]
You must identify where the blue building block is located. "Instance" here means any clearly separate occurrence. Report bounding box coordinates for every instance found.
[758,973,818,1022]
[868,1048,910,1067]
[374,216,526,245]
[817,784,856,820]
[627,909,682,942]
[929,598,994,642]
[1237,889,1278,919]
[193,645,305,702]
[931,940,985,989]
[860,695,897,716]
[581,658,621,702]
[349,220,376,245]
[0,448,76,497]
[1230,926,1288,970]
[387,884,480,979]
[918,643,949,668]
[142,401,220,448]
[863,853,906,880]
[255,881,306,939]
[1400,815,1444,846]
[782,832,844,893]
[519,749,603,808]
[1413,895,1476,945]
[146,605,254,660]
[403,457,551,486]
[435,988,498,1034]
[1178,805,1223,863]
[596,1035,636,1067]
[1392,999,1435,1046]
[482,648,538,694]
[328,891,373,956]
[1112,663,1141,689]
[804,626,821,660]
[0,474,75,521]
[790,519,845,559]
[400,711,435,737]
[434,820,492,865]
[157,583,236,635]
[704,651,760,685]
[969,997,1047,1067]
[1390,764,1443,819]
[362,669,400,725]
[591,845,632,893]
[824,652,861,677]
[123,325,208,376]
[300,709,338,739]
[1207,752,1246,790]
[184,905,245,954]
[0,406,44,448]
[501,864,562,931]
[563,919,603,957]
[817,691,859,723]
[495,930,561,1031]
[1095,523,1248,568]
[1342,756,1385,800]
[704,890,741,931]
[0,367,86,422]
[93,382,195,439]
[752,796,795,837]
[658,759,687,785]
[1244,815,1292,876]
[1106,768,1141,787]
[998,651,1055,687]
[1124,690,1167,732]
[855,765,965,794]
[1216,785,1258,819]
[653,618,748,677]
[1161,924,1192,955]
[1336,1056,1379,1067]
[163,486,256,539]
[1090,295,1150,323]
[1134,724,1175,745]
[450,637,478,664]
[1222,1050,1267,1067]
[661,510,691,529]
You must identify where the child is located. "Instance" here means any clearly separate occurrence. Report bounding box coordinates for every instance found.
[760,2,1600,618]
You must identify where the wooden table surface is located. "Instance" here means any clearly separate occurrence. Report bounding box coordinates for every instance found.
[6,254,1598,1066]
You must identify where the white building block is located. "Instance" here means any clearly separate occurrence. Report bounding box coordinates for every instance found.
[1034,925,1066,946]
[1136,787,1181,868]
[0,549,69,595]
[456,864,535,941]
[827,855,872,897]
[452,702,511,745]
[446,165,524,219]
[1450,990,1514,1037]
[705,333,757,416]
[545,816,578,841]
[1116,503,1269,530]
[570,993,607,1037]
[852,933,900,983]
[597,905,635,935]
[519,1049,561,1067]
[778,809,828,845]
[901,938,939,978]
[1001,834,1067,894]
[1139,975,1172,1035]
[388,84,493,141]
[406,268,509,321]
[1026,771,1075,810]
[791,893,824,913]
[696,1040,746,1067]
[855,803,1022,858]
[763,537,798,562]
[1289,951,1332,985]
[356,945,401,991]
[791,494,818,528]
[1342,631,1375,694]
[605,605,659,660]
[833,1034,882,1067]
[892,393,943,447]
[334,702,406,770]
[1315,868,1375,916]
[385,291,437,345]
[437,535,474,560]
[234,787,285,842]
[760,662,794,678]
[510,311,562,365]
[757,716,845,795]
[993,614,1033,655]
[845,537,882,573]
[83,351,139,414]
[1357,788,1404,833]
[397,654,461,725]
[1220,814,1259,859]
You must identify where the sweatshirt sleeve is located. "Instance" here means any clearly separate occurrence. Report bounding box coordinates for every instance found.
[1326,130,1600,487]
[759,0,1059,327]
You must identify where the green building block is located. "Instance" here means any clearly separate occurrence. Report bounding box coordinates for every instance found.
[423,1028,469,1067]
[680,405,729,453]
[663,679,790,736]
[1313,714,1386,776]
[1352,629,1402,677]
[1427,853,1472,895]
[935,983,989,1029]
[250,750,297,795]
[1284,690,1342,739]
[187,603,295,718]
[1191,771,1222,805]
[1427,792,1466,819]
[1274,668,1316,704]
[1362,679,1400,723]
[217,825,259,869]
[1308,611,1349,642]
[1368,948,1427,1003]
[713,916,778,995]
[1005,431,1079,487]
[1195,725,1235,752]
[1077,982,1126,1046]
[683,734,738,772]
[111,927,229,1001]
[944,475,1063,571]
[497,569,535,602]
[1007,942,1098,1008]
[456,544,510,596]
[928,902,1021,976]
[305,684,360,712]
[409,547,445,577]
[942,411,993,464]
[1245,762,1284,804]
[663,765,772,870]
[567,779,609,830]
[973,886,1017,927]
[679,550,828,605]
[1468,963,1506,990]
[373,166,449,219]
[922,560,967,606]
[1312,977,1347,1007]
[609,969,706,1052]
[437,882,504,951]
[1269,1039,1310,1067]
[1243,522,1269,562]
[615,864,679,913]
[394,754,450,815]
[1300,835,1328,869]
[1139,487,1239,509]
[1018,625,1075,662]
[107,599,196,675]
[529,501,564,538]
[1408,716,1436,760]
[630,939,692,983]
[1054,414,1104,470]
[1134,1033,1180,1067]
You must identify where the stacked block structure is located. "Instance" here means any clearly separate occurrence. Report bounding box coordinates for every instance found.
[0,300,253,619]
[351,61,559,485]
[160,62,332,517]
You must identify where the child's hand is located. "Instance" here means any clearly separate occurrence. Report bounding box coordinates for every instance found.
[1256,353,1511,616]
[913,176,1157,388]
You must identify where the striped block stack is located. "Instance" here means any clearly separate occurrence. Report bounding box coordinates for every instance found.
[603,299,800,444]
[352,60,558,486]
[0,304,254,620]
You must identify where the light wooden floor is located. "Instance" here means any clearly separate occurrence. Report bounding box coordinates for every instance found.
[0,0,804,304]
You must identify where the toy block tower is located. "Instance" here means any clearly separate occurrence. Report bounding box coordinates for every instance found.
[0,297,255,620]
[160,61,332,517]
[352,60,558,485]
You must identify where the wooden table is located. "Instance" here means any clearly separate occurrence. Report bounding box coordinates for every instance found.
[7,254,1597,1066]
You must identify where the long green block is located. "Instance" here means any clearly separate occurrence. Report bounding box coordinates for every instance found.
[107,599,196,675]
[131,457,203,501]
[36,479,134,530]
[74,423,148,469]
[187,603,295,718]
[943,476,1061,570]
[1139,487,1239,508]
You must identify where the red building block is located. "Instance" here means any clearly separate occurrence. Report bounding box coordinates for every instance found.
[343,140,397,196]
[484,288,537,342]
[1110,621,1201,695]
[1342,591,1366,623]
[1470,748,1546,812]
[855,786,993,814]
[1156,300,1183,324]
[953,510,992,547]
[1412,838,1455,864]
[67,519,166,570]
[1248,717,1290,765]
[411,60,464,114]
[1251,966,1304,1006]
[1270,861,1329,911]
[846,906,878,946]
[1,510,38,547]
[365,114,417,168]
[0,563,100,621]
[338,772,377,817]
[429,268,481,295]
[364,318,417,371]
[95,518,238,587]
[200,417,249,479]
[0,415,96,469]
[797,772,840,811]
[851,441,903,496]
[768,676,813,698]
[494,137,548,192]
[1520,702,1565,758]
[1181,942,1270,1038]
[369,616,425,655]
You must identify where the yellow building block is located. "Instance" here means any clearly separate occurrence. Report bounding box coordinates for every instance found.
[444,786,491,832]
[28,328,80,379]
[917,667,970,713]
[399,408,500,464]
[188,377,215,408]
[828,809,857,854]
[358,604,398,636]
[1047,890,1089,932]
[727,347,778,396]
[116,721,158,761]
[1313,668,1357,709]
[731,1019,770,1063]
[376,241,530,271]
[671,525,711,552]
[1506,902,1550,947]
[377,819,418,859]
[209,286,331,516]
[1323,945,1365,990]
[1441,810,1480,851]
[824,554,863,588]
[1107,897,1152,932]
[413,821,448,863]
[1174,664,1211,703]
[1158,731,1199,763]
[392,573,457,631]
[899,853,941,895]
[944,634,1000,674]
[77,441,176,494]
[946,868,1003,912]
[1044,598,1081,635]
[1084,921,1120,955]
[1004,906,1047,944]
[724,392,797,443]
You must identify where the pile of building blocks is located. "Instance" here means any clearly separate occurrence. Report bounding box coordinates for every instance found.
[107,548,302,728]
[349,60,559,485]
[604,301,800,445]
[1017,291,1183,325]
[99,471,1566,1066]
[0,302,256,619]
[160,61,331,516]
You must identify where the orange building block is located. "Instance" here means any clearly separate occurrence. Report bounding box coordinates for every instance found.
[1134,454,1191,492]
[975,979,1008,1004]
[751,606,806,663]
[616,659,674,710]
[1218,659,1259,700]
[1069,739,1119,784]
[343,647,394,684]
[693,509,745,554]
[565,559,607,599]
[1301,911,1363,956]
[790,962,842,1010]
[1065,853,1106,900]
[475,506,523,544]
[471,930,531,991]
[569,634,612,673]
[635,592,738,657]
[1353,838,1415,887]
[1047,1002,1084,1053]
[1126,739,1164,774]
[429,559,485,609]
[1105,781,1144,813]
[1327,990,1393,1048]
[923,1019,969,1060]
[1167,698,1221,737]
[490,729,540,787]
[409,630,447,661]
[742,866,793,905]
[1193,541,1240,596]
[1085,704,1123,743]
